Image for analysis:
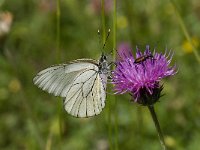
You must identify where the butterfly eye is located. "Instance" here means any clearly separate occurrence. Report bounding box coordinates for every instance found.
[100,55,107,62]
[102,55,107,60]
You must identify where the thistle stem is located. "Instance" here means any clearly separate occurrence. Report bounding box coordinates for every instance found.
[148,105,167,150]
[101,0,113,149]
[113,0,118,150]
[101,0,106,43]
[56,0,63,144]
[56,0,61,63]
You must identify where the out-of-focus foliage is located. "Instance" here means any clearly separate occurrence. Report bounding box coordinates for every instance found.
[0,0,200,150]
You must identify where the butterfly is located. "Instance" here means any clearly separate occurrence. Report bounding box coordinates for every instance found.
[33,54,111,118]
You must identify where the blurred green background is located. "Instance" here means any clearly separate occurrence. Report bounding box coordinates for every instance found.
[0,0,200,150]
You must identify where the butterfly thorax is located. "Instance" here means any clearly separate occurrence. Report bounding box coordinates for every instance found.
[98,54,110,75]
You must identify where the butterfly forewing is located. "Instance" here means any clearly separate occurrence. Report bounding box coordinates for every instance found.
[33,59,107,118]
[33,60,97,96]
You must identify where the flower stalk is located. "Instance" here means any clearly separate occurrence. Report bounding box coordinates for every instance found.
[113,0,118,149]
[56,0,63,143]
[101,0,113,149]
[56,0,61,63]
[101,0,106,43]
[148,105,167,150]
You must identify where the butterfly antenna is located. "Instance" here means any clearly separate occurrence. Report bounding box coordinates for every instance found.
[97,29,103,54]
[98,29,101,47]
[103,29,111,50]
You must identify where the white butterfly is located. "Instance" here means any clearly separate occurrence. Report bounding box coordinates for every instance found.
[33,54,110,117]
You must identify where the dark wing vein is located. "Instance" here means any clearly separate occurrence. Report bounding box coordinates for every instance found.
[64,69,101,117]
[60,69,97,97]
[77,71,99,116]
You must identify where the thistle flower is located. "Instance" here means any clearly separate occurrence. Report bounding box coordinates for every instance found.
[112,45,177,105]
[113,46,177,150]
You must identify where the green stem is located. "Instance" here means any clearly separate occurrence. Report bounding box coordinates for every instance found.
[108,101,113,150]
[113,0,118,150]
[101,0,113,149]
[56,0,63,143]
[169,0,200,63]
[56,0,61,63]
[45,131,53,150]
[101,0,106,43]
[136,106,143,149]
[148,105,167,150]
[114,99,118,150]
[113,0,116,52]
[108,97,113,150]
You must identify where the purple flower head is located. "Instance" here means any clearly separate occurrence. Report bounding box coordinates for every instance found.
[112,46,177,105]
